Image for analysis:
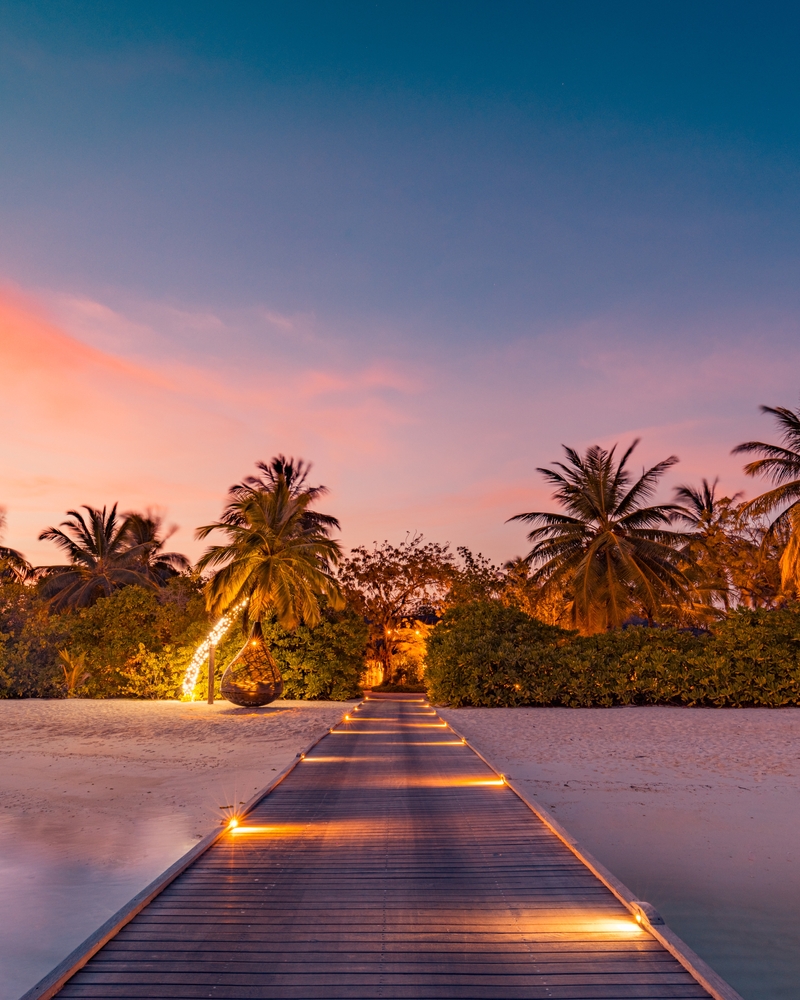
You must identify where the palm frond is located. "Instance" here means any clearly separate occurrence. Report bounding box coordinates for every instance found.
[509,440,689,632]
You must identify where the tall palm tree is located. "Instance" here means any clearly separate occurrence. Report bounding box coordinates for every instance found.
[38,505,155,609]
[733,404,800,592]
[508,440,693,633]
[196,480,343,628]
[673,478,724,529]
[223,456,340,536]
[124,511,191,585]
[0,508,32,583]
[672,478,741,612]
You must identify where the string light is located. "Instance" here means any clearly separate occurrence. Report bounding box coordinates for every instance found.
[181,599,249,699]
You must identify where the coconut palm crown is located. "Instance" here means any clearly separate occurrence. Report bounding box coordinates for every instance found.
[223,456,340,536]
[672,478,744,612]
[508,440,693,632]
[196,478,343,628]
[732,403,800,591]
[38,505,156,609]
[124,511,192,585]
[0,508,32,583]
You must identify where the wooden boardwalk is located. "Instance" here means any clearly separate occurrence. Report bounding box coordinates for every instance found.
[50,695,719,999]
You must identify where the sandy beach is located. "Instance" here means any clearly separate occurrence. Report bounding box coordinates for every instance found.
[0,698,349,1000]
[3,700,798,1000]
[439,706,800,1000]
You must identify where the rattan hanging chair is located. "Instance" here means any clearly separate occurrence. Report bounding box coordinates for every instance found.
[221,620,284,707]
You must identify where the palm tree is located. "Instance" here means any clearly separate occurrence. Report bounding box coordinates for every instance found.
[733,404,800,593]
[0,508,32,583]
[223,456,340,536]
[124,511,191,585]
[196,479,343,628]
[508,440,693,632]
[38,505,155,609]
[672,478,741,612]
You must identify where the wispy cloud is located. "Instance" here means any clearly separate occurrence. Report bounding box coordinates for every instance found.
[0,287,420,562]
[3,284,799,567]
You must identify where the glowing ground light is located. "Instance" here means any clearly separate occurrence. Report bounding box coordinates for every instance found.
[181,599,249,699]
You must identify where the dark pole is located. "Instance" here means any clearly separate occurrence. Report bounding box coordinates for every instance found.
[207,645,215,705]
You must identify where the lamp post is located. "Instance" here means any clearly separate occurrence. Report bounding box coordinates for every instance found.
[207,645,216,705]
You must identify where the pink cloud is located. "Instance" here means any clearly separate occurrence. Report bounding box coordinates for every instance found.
[0,288,420,564]
[3,284,799,570]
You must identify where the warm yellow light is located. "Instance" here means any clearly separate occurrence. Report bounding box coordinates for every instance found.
[395,740,464,745]
[228,817,239,829]
[251,640,258,645]
[408,776,507,787]
[231,823,305,836]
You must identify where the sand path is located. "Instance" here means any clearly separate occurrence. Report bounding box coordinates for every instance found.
[0,698,348,1000]
[439,706,800,1000]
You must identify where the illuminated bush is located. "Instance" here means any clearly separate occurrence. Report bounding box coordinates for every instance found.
[425,600,800,707]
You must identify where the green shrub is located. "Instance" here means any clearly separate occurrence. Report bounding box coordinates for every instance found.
[424,600,800,707]
[0,579,369,701]
[425,601,572,706]
[684,607,800,706]
[68,580,209,697]
[0,584,68,697]
[259,607,368,700]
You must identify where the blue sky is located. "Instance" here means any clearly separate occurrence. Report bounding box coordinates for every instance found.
[1,1,799,561]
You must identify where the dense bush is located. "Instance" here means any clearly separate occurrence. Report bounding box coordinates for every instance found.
[425,600,800,707]
[70,580,209,697]
[0,584,69,697]
[260,607,368,700]
[425,601,572,706]
[0,580,211,699]
[0,579,368,701]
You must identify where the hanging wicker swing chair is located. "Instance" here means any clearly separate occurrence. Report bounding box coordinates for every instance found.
[221,620,284,707]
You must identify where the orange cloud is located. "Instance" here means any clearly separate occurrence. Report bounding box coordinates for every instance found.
[0,287,421,563]
[4,284,800,569]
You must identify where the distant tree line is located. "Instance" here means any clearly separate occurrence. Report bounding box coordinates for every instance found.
[1,403,800,704]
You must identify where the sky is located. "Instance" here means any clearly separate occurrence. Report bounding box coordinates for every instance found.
[1,1,800,564]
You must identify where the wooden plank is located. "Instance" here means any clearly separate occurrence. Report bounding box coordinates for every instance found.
[26,696,741,1000]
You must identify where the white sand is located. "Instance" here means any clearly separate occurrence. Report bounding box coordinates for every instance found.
[439,706,800,1000]
[0,698,349,1000]
[4,700,798,1000]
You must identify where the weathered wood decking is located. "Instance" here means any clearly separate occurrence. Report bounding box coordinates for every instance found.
[45,695,728,999]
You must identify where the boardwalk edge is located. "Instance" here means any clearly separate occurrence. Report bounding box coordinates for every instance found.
[17,703,358,1000]
[443,717,745,1000]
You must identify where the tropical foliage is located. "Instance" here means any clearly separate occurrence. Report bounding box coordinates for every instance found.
[4,412,800,704]
[196,472,343,628]
[425,599,800,707]
[338,535,453,685]
[124,512,192,585]
[260,606,368,700]
[509,441,694,632]
[0,508,32,583]
[734,404,800,594]
[224,456,341,537]
[38,505,159,609]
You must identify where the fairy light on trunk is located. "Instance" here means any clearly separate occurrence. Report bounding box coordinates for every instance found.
[181,599,249,699]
